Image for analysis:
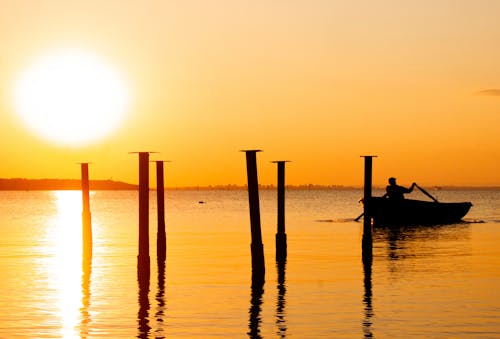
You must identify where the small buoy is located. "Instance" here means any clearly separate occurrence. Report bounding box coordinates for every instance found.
[198,201,205,204]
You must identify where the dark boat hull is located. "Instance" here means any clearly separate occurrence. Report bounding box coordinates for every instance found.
[367,197,472,226]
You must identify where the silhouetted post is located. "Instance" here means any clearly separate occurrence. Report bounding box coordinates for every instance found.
[155,161,169,262]
[272,161,289,262]
[242,150,265,283]
[80,163,92,337]
[80,163,92,256]
[131,152,151,279]
[361,155,376,258]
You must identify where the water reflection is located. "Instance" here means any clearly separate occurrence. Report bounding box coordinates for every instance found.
[137,267,151,338]
[80,253,92,338]
[155,257,167,338]
[373,223,471,264]
[248,277,264,339]
[48,191,84,338]
[276,260,287,338]
[361,223,471,337]
[362,247,373,338]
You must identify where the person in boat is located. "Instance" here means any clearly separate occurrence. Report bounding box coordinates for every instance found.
[383,177,416,200]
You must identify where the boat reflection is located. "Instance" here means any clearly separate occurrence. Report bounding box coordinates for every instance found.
[373,223,471,263]
[361,222,471,337]
[276,260,287,338]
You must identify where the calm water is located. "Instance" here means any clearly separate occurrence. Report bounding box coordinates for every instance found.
[0,189,499,338]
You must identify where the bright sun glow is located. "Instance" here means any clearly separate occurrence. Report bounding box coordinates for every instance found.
[13,49,129,146]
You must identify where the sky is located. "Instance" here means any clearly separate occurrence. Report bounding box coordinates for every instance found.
[0,0,499,187]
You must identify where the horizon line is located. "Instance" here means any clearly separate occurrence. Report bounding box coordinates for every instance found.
[0,178,499,191]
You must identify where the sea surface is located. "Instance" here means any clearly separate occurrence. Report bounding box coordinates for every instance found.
[0,189,499,338]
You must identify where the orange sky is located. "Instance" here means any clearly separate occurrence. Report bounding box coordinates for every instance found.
[0,1,499,187]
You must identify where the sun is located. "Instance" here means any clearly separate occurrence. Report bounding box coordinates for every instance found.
[12,49,130,146]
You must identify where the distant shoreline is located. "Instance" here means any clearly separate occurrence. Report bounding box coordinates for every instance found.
[0,178,137,191]
[0,178,498,191]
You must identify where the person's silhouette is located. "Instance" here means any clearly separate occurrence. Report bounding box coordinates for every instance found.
[383,177,416,200]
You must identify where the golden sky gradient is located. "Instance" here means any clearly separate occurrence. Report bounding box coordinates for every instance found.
[0,1,499,187]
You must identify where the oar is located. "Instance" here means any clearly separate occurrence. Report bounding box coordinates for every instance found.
[415,184,439,203]
[354,212,364,222]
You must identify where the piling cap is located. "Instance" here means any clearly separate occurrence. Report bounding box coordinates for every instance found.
[240,149,262,153]
[271,160,291,163]
[129,151,159,154]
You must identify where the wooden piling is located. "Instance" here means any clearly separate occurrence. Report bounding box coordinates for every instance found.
[131,152,151,279]
[242,150,265,282]
[155,160,168,262]
[80,163,92,256]
[80,162,92,335]
[272,160,289,262]
[361,155,376,258]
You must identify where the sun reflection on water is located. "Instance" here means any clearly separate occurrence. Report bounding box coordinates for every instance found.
[47,191,84,338]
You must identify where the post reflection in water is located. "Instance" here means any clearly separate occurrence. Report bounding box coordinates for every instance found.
[362,246,374,338]
[248,275,264,339]
[137,265,151,338]
[80,253,92,338]
[361,214,374,338]
[275,260,287,338]
[155,256,167,338]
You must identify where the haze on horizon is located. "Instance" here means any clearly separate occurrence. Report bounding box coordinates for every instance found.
[0,1,499,188]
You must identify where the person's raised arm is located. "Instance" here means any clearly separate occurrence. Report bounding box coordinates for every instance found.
[409,182,416,192]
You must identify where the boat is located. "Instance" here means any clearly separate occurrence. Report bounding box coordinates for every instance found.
[365,197,472,226]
